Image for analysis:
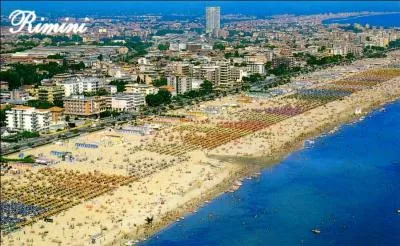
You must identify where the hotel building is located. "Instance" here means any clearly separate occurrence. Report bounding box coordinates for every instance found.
[6,106,50,132]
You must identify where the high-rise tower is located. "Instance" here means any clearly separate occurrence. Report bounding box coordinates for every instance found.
[206,7,220,34]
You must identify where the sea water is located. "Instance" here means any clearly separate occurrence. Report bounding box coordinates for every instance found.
[141,100,400,246]
[323,13,400,28]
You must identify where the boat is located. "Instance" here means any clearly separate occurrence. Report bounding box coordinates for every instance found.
[397,209,400,214]
[311,228,321,234]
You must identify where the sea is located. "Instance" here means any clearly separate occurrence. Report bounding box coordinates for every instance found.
[1,1,400,18]
[323,13,400,28]
[141,100,400,246]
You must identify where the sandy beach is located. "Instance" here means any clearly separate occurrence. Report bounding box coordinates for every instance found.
[2,51,400,246]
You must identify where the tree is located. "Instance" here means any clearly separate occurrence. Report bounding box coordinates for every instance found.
[345,53,355,61]
[69,61,85,71]
[53,100,64,107]
[0,105,12,126]
[145,216,154,225]
[100,110,121,118]
[145,94,163,107]
[158,43,170,51]
[109,80,127,92]
[98,54,103,61]
[47,53,65,59]
[145,90,171,107]
[213,43,225,50]
[152,78,167,87]
[264,61,272,71]
[200,80,213,94]
[27,100,54,109]
[155,29,184,36]
[158,90,172,104]
[96,88,109,96]
[65,115,70,122]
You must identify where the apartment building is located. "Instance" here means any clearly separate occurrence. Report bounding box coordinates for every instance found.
[216,61,231,88]
[6,106,50,132]
[104,93,145,112]
[124,83,159,96]
[247,62,266,75]
[10,89,29,101]
[56,76,105,97]
[63,96,106,117]
[167,76,192,94]
[38,85,65,103]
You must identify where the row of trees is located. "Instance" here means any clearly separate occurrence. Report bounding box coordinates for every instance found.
[2,131,40,142]
[99,36,152,59]
[172,80,213,101]
[26,99,63,109]
[145,90,172,107]
[145,80,213,108]
[155,29,184,36]
[18,34,83,46]
[1,61,85,90]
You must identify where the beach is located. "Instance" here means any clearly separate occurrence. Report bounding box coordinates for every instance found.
[2,51,400,246]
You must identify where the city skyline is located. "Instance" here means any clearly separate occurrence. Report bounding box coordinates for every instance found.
[2,1,400,17]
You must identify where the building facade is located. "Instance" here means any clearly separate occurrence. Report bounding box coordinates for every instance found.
[106,93,145,112]
[63,96,106,117]
[56,76,105,97]
[6,106,50,132]
[38,85,64,103]
[206,7,220,34]
[124,83,159,96]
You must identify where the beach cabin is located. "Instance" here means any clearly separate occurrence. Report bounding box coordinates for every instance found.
[91,233,103,244]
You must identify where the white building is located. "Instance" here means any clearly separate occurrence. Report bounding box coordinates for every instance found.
[108,93,145,112]
[57,76,105,96]
[247,62,266,75]
[137,57,148,65]
[206,7,220,34]
[6,106,50,132]
[167,76,190,94]
[124,83,159,96]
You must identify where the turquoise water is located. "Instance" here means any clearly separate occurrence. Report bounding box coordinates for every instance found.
[323,13,400,28]
[141,100,400,246]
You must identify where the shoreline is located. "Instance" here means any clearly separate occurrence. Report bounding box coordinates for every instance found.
[322,12,400,25]
[2,59,400,246]
[115,80,400,245]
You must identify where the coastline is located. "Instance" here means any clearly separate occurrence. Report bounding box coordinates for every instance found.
[322,12,400,27]
[323,12,400,22]
[117,76,400,245]
[2,59,400,246]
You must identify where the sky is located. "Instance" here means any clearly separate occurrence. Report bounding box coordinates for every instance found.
[2,1,400,18]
